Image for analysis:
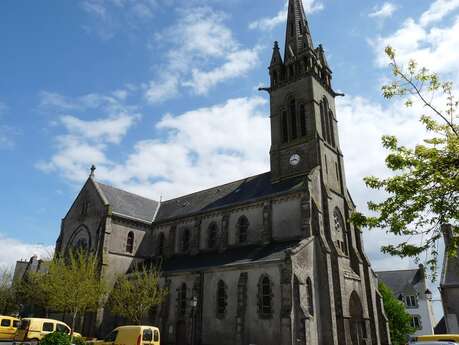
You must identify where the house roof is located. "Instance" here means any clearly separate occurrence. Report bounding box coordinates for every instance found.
[96,182,160,223]
[376,268,424,295]
[160,240,300,273]
[155,172,306,222]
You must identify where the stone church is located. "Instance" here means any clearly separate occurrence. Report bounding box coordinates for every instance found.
[55,1,391,344]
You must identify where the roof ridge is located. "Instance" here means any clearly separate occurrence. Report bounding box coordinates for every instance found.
[376,268,419,273]
[96,181,158,203]
[161,171,270,204]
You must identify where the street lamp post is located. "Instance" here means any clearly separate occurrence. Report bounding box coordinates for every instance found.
[190,296,198,345]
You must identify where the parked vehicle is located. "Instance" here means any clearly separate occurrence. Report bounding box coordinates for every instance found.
[14,318,82,344]
[0,315,20,341]
[409,342,459,345]
[410,334,459,343]
[96,326,160,345]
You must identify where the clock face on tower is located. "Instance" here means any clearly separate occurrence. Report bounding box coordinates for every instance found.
[289,154,301,166]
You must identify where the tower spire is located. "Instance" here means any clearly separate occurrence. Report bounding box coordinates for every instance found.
[284,0,314,63]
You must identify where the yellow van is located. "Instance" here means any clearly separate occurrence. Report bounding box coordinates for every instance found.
[411,334,459,342]
[14,317,82,343]
[99,326,160,345]
[0,315,20,340]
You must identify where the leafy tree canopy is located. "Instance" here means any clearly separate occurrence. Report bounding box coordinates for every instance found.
[352,46,459,277]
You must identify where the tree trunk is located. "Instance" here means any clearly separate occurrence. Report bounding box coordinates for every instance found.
[71,309,78,342]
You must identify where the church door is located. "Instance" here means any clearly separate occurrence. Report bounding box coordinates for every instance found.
[176,321,187,345]
[349,292,365,345]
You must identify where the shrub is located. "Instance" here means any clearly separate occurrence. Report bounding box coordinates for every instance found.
[72,335,87,345]
[40,332,71,345]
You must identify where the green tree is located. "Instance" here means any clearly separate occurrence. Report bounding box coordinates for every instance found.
[41,249,106,338]
[379,282,415,345]
[109,265,168,325]
[14,270,51,316]
[352,46,459,276]
[0,267,16,314]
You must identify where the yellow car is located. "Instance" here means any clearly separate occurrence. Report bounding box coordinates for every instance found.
[97,326,160,345]
[14,317,82,344]
[410,334,459,343]
[0,315,20,340]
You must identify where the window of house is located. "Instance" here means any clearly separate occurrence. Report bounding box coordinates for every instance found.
[306,277,314,316]
[126,231,134,254]
[282,111,289,143]
[333,208,348,256]
[42,322,54,332]
[290,99,297,140]
[208,223,218,249]
[411,315,422,330]
[258,275,273,317]
[300,104,307,137]
[320,101,328,142]
[237,216,249,244]
[157,233,165,256]
[328,111,336,147]
[216,280,227,318]
[181,229,191,252]
[405,295,417,308]
[179,283,187,316]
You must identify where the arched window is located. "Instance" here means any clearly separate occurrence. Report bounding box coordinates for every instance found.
[306,277,314,316]
[157,233,165,256]
[181,228,191,252]
[290,99,297,140]
[328,110,336,147]
[216,280,227,318]
[320,100,328,142]
[126,231,134,254]
[334,208,348,255]
[258,275,273,317]
[208,223,218,249]
[179,283,187,316]
[272,70,278,86]
[300,104,307,137]
[237,216,249,244]
[282,111,289,143]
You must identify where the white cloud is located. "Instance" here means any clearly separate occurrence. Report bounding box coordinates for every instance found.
[40,96,270,200]
[420,0,459,26]
[249,0,323,31]
[370,0,459,82]
[0,101,17,149]
[368,2,398,19]
[145,7,260,102]
[0,233,53,270]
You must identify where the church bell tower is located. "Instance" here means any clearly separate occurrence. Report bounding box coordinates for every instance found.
[269,0,340,183]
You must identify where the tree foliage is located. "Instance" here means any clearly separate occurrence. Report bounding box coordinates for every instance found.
[40,331,71,345]
[108,265,168,325]
[379,282,414,345]
[0,267,16,314]
[352,46,459,276]
[40,249,106,337]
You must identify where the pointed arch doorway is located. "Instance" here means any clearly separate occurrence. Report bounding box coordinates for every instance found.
[349,292,367,345]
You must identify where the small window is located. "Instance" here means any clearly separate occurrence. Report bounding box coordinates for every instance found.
[405,295,417,308]
[179,283,187,316]
[1,319,11,327]
[42,322,54,332]
[126,231,134,253]
[56,324,70,334]
[104,330,118,342]
[181,229,191,252]
[143,329,153,341]
[411,315,422,330]
[290,99,297,140]
[328,111,336,146]
[217,280,228,318]
[157,233,165,256]
[258,275,273,317]
[237,216,249,244]
[282,111,289,143]
[306,277,314,316]
[208,223,218,249]
[154,330,159,342]
[300,104,307,137]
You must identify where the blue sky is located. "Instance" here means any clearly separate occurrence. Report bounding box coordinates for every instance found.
[1,0,458,312]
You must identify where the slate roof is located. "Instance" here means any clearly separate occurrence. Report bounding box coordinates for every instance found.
[376,268,423,295]
[96,182,160,223]
[155,172,306,222]
[161,240,299,273]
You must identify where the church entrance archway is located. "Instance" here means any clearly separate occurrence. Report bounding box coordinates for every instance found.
[175,321,187,345]
[349,292,366,345]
